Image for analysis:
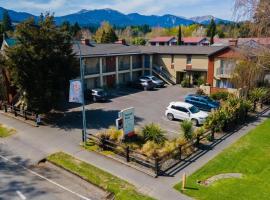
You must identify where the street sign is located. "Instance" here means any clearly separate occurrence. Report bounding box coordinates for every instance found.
[121,107,135,136]
[69,80,83,103]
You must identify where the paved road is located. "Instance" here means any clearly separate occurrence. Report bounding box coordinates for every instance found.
[0,147,107,200]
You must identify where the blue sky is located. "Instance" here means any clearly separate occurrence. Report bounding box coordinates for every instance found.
[0,0,236,20]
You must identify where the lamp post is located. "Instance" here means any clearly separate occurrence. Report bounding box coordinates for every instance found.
[75,41,87,144]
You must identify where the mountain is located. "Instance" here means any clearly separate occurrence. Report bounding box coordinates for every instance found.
[0,7,231,27]
[0,7,36,22]
[54,9,195,27]
[190,15,232,25]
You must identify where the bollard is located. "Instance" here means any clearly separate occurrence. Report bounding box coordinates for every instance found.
[155,158,159,177]
[126,146,130,162]
[182,172,187,190]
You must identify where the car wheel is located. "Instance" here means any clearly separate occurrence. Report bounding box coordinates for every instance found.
[191,119,198,126]
[167,113,174,121]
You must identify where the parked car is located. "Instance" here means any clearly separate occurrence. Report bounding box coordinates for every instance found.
[165,101,208,126]
[85,88,108,102]
[140,75,165,88]
[130,79,155,90]
[185,94,220,112]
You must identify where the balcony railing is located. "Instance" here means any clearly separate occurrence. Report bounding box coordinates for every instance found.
[216,67,234,78]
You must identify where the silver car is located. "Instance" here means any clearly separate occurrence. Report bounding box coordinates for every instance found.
[140,75,165,88]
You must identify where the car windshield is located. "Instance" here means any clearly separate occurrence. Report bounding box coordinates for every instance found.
[152,77,159,81]
[189,106,200,114]
[97,91,105,95]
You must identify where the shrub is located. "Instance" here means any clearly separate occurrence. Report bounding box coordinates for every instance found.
[158,141,177,157]
[107,126,124,142]
[175,136,187,146]
[181,78,190,88]
[180,120,193,140]
[196,88,206,95]
[141,141,161,158]
[204,109,227,134]
[210,91,230,101]
[193,127,206,138]
[196,77,206,86]
[249,87,268,111]
[142,123,166,144]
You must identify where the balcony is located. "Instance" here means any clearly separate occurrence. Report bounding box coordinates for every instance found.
[119,63,130,71]
[216,67,234,78]
[85,65,100,75]
[133,62,142,69]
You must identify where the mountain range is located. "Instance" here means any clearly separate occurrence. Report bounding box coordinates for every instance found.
[0,7,232,27]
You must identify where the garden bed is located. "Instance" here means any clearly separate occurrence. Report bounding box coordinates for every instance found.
[0,124,16,138]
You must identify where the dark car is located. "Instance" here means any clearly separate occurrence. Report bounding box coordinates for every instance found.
[184,94,220,112]
[85,88,108,102]
[130,79,155,90]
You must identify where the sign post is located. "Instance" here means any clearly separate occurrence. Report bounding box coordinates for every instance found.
[116,107,135,137]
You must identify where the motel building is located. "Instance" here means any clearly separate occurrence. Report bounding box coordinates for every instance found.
[73,39,230,90]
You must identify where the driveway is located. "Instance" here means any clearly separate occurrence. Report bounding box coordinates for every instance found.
[53,85,196,139]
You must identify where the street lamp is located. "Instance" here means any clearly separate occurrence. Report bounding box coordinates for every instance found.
[75,41,87,144]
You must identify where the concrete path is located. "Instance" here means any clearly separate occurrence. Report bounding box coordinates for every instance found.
[0,109,269,200]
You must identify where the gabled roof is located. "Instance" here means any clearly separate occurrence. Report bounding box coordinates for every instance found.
[182,37,207,43]
[5,38,17,47]
[149,36,176,43]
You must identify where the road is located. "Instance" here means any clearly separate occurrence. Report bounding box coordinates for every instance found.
[0,151,107,200]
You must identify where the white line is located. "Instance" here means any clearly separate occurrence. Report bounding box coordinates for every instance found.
[0,155,92,200]
[16,191,26,200]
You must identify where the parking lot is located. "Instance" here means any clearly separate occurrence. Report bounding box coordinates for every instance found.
[74,85,196,139]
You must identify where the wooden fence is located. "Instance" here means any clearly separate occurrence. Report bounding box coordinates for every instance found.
[0,103,39,124]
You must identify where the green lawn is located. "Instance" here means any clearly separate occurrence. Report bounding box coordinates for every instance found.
[175,119,270,200]
[47,152,155,200]
[0,124,15,138]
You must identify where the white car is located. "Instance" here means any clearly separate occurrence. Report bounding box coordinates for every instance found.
[165,102,208,126]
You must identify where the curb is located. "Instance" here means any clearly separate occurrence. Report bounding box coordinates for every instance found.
[43,159,114,200]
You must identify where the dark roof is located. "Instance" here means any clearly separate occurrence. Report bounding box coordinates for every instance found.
[139,45,228,56]
[73,43,142,57]
[73,43,228,57]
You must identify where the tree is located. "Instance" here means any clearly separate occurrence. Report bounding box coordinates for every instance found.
[2,10,13,32]
[177,25,182,45]
[5,14,77,113]
[70,22,81,38]
[249,87,268,111]
[132,37,146,45]
[207,19,216,44]
[231,59,263,93]
[94,22,118,43]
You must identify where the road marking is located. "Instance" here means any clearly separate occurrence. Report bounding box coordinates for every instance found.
[0,155,92,200]
[16,191,26,200]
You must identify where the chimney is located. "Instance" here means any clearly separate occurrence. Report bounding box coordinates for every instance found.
[81,39,90,46]
[229,39,238,47]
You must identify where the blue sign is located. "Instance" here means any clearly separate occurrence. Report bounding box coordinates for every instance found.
[69,80,83,103]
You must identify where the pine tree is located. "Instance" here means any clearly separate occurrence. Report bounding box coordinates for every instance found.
[71,22,81,37]
[2,10,13,32]
[207,19,216,45]
[177,25,182,45]
[95,22,118,43]
[5,14,77,113]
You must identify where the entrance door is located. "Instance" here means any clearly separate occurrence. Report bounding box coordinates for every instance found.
[176,72,185,84]
[106,75,116,88]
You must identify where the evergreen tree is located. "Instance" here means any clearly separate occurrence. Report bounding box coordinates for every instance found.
[177,25,182,45]
[2,10,13,32]
[70,22,81,37]
[5,14,77,113]
[207,19,216,44]
[95,21,118,43]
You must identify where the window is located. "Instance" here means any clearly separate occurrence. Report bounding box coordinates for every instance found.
[172,105,189,113]
[189,106,200,114]
[187,55,192,65]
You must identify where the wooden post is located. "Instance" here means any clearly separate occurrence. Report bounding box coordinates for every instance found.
[4,104,7,112]
[182,172,186,190]
[155,158,159,177]
[196,136,200,146]
[14,107,17,117]
[211,131,215,141]
[126,146,130,162]
[179,146,182,160]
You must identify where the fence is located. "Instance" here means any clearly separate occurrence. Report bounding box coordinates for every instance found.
[87,130,214,177]
[0,103,39,124]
